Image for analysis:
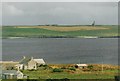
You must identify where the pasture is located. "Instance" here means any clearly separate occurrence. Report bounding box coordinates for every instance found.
[2,25,118,38]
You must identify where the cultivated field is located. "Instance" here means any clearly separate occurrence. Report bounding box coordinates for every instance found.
[2,25,118,38]
[15,26,109,31]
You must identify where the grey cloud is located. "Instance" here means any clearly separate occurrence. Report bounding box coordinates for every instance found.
[2,2,118,25]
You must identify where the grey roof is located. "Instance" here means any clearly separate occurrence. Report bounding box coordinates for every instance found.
[19,57,45,65]
[2,70,18,75]
[34,59,45,64]
[19,57,31,65]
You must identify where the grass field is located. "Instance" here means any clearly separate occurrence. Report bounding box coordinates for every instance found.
[23,70,118,79]
[2,25,118,38]
[21,64,119,79]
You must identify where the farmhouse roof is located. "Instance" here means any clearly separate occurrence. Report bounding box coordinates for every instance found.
[19,57,31,65]
[34,59,45,64]
[19,56,45,65]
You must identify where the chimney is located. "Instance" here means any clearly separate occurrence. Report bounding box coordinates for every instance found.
[23,56,26,59]
[31,57,33,60]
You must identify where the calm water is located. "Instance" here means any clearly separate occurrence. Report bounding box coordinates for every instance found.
[2,38,118,65]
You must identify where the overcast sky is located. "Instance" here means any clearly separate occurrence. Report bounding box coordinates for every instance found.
[2,2,118,25]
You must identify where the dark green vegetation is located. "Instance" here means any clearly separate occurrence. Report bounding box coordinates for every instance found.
[2,25,119,38]
[1,79,117,81]
[52,68,63,72]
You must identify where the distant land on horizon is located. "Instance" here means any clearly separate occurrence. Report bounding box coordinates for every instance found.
[2,25,119,38]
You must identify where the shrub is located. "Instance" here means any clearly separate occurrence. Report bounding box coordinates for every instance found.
[52,68,63,72]
[39,64,48,67]
[68,67,76,71]
[28,69,37,71]
[61,78,70,81]
[39,64,52,70]
[61,66,67,69]
[87,65,93,70]
[75,65,78,68]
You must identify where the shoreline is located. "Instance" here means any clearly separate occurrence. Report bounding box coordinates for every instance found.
[0,60,119,66]
[2,36,119,39]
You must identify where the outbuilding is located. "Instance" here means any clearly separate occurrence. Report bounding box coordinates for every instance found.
[1,70,24,79]
[75,64,88,69]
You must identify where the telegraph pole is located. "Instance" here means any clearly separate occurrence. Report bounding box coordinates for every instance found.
[101,56,103,73]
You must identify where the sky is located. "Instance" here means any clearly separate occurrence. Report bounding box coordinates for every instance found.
[2,2,118,25]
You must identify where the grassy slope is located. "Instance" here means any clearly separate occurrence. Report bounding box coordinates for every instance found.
[2,25,118,38]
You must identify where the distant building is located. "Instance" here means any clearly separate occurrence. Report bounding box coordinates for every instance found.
[1,70,24,79]
[75,64,88,69]
[15,56,45,70]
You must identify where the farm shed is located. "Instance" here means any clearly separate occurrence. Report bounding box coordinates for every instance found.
[1,70,24,79]
[75,64,88,69]
[0,61,19,70]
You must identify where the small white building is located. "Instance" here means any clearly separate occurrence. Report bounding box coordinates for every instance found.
[75,64,88,69]
[1,70,24,79]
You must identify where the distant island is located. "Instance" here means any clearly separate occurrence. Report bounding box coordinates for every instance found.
[2,25,119,39]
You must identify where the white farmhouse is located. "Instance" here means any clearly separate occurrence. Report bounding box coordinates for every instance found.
[15,56,45,70]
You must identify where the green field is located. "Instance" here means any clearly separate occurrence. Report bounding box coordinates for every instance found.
[22,70,118,79]
[21,64,119,79]
[2,25,119,38]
